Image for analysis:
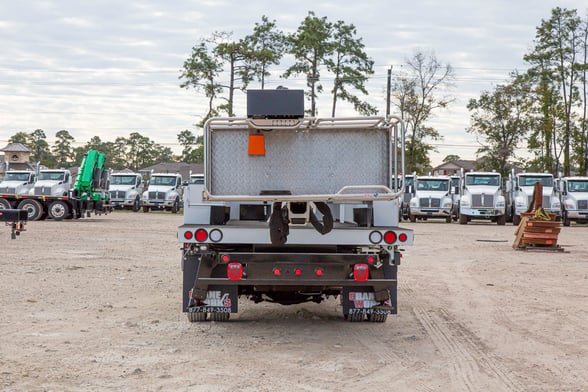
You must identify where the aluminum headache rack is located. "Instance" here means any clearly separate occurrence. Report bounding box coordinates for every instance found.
[201,115,407,203]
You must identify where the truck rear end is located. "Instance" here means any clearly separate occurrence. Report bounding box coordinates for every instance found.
[178,89,413,322]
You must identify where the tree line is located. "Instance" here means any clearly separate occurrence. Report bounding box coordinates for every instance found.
[468,7,588,177]
[6,129,203,171]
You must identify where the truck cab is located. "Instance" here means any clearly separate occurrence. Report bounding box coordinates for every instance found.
[109,173,144,211]
[0,171,37,195]
[506,171,561,225]
[32,169,72,196]
[408,175,453,223]
[458,171,505,225]
[559,176,588,226]
[142,173,183,213]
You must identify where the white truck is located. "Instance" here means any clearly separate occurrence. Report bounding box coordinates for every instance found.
[178,89,413,322]
[559,176,588,226]
[505,170,561,225]
[457,171,506,225]
[32,169,72,196]
[408,175,453,223]
[109,172,144,212]
[142,173,183,213]
[0,170,37,195]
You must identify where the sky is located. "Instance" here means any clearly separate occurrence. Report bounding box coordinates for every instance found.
[1,0,587,167]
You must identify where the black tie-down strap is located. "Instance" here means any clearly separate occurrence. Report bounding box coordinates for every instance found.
[269,201,333,245]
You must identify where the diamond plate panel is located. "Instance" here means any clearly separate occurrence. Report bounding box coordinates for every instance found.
[209,128,390,196]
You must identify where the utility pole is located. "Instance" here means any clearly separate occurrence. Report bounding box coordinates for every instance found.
[386,66,392,117]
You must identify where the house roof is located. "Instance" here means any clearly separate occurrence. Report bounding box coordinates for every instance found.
[139,162,204,182]
[0,142,32,153]
[433,159,477,172]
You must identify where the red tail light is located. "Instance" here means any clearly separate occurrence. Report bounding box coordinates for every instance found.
[398,233,408,242]
[195,229,208,242]
[353,264,369,282]
[183,230,193,240]
[383,231,397,244]
[227,262,243,281]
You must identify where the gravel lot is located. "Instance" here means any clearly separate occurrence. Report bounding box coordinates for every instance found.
[1,211,587,391]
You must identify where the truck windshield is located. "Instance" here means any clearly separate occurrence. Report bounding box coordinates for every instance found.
[151,176,176,186]
[465,175,500,186]
[567,180,588,192]
[190,175,204,184]
[519,176,553,187]
[451,177,460,188]
[112,175,137,185]
[417,179,449,191]
[5,172,31,181]
[38,172,65,181]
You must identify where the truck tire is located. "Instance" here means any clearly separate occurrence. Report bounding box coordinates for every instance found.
[563,212,571,227]
[17,199,44,221]
[0,198,11,209]
[345,313,364,322]
[187,312,207,322]
[48,200,70,221]
[209,312,230,322]
[171,198,180,214]
[459,213,468,225]
[408,210,416,223]
[132,197,140,212]
[496,214,506,225]
[445,214,452,223]
[513,214,521,226]
[143,206,150,213]
[367,314,388,323]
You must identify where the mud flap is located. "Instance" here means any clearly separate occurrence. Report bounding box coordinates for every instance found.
[341,286,394,316]
[186,285,238,314]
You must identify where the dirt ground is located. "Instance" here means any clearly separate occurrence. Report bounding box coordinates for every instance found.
[1,211,587,391]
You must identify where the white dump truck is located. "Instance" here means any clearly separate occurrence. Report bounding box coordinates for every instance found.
[457,170,506,225]
[32,169,72,196]
[109,172,144,212]
[178,89,413,322]
[0,170,37,195]
[142,173,183,213]
[505,170,561,225]
[559,176,588,226]
[408,175,453,223]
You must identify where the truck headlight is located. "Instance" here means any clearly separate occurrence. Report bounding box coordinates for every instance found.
[565,200,575,209]
[409,199,417,207]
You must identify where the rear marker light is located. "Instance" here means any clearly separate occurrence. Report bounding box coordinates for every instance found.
[273,267,281,276]
[221,254,230,263]
[398,233,408,242]
[353,264,369,282]
[209,229,223,242]
[227,262,243,281]
[195,229,208,242]
[383,231,397,244]
[367,256,376,264]
[183,231,193,240]
[369,231,382,244]
[315,268,324,277]
[294,268,302,276]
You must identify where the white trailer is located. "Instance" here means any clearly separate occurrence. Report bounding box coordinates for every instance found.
[178,89,413,322]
